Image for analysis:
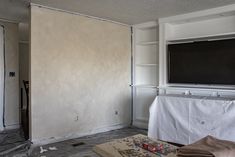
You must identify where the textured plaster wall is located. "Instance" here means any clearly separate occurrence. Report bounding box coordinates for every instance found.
[0,21,19,128]
[30,6,131,142]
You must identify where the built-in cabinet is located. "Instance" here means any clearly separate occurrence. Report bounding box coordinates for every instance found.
[132,21,159,128]
[158,4,235,97]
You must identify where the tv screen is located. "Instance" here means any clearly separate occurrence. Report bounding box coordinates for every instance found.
[168,39,235,85]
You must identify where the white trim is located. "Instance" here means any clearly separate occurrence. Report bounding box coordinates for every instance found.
[159,86,235,93]
[19,40,29,44]
[163,84,235,91]
[30,3,130,27]
[133,21,158,29]
[158,86,235,98]
[159,23,167,87]
[133,120,148,129]
[136,41,158,45]
[135,117,148,122]
[159,4,235,24]
[31,123,130,146]
[0,18,18,24]
[167,32,235,43]
[4,124,20,130]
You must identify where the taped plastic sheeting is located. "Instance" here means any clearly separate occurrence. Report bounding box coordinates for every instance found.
[148,95,235,145]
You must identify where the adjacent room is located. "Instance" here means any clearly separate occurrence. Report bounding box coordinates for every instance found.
[1,0,235,156]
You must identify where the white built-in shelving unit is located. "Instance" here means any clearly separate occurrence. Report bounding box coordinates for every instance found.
[158,4,235,97]
[132,21,159,128]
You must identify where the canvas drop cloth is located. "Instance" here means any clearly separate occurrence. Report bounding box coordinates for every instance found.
[148,95,235,145]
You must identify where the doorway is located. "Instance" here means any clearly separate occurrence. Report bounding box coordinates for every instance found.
[0,23,30,156]
[19,42,29,140]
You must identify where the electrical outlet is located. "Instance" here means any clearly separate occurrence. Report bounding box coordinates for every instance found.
[9,72,15,77]
[75,115,79,121]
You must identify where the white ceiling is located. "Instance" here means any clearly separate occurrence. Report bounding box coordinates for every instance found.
[0,0,29,22]
[1,0,235,24]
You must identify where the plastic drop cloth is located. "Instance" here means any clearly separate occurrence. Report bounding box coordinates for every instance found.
[148,94,235,145]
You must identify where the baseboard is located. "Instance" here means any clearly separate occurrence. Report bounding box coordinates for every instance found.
[31,123,130,146]
[4,124,20,130]
[132,120,148,129]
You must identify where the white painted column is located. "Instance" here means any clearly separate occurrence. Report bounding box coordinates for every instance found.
[0,26,4,130]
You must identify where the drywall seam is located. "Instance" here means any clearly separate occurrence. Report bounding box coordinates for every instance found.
[30,3,130,27]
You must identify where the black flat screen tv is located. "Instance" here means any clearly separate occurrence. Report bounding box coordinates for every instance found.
[168,39,235,85]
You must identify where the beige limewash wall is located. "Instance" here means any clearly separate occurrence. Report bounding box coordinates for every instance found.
[30,6,131,143]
